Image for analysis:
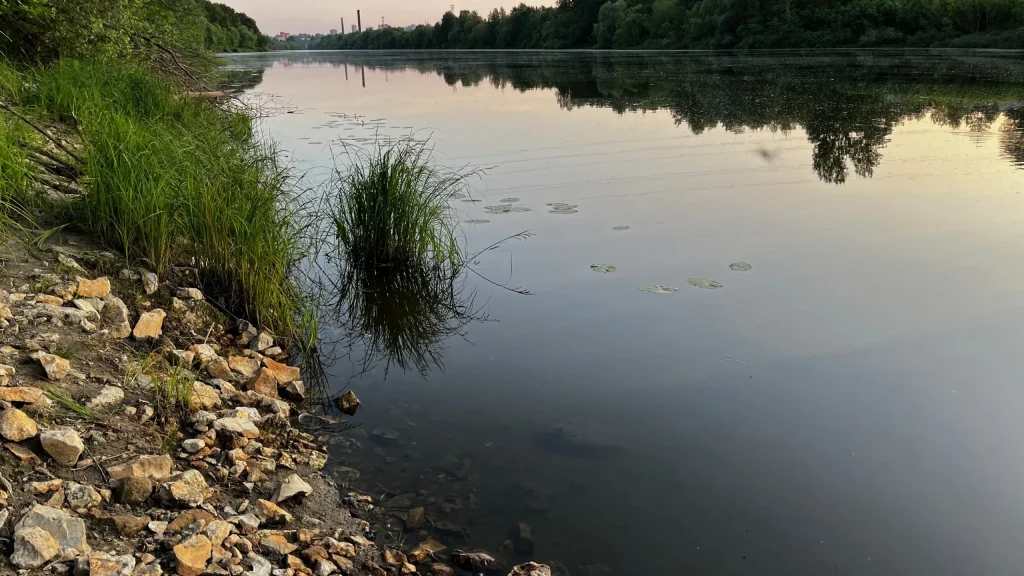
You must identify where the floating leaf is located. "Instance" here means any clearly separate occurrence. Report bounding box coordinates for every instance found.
[612,226,630,231]
[452,192,467,199]
[500,197,520,203]
[591,264,617,273]
[546,202,578,209]
[688,278,723,289]
[464,219,490,224]
[510,207,532,212]
[461,199,483,203]
[484,204,513,214]
[372,428,399,440]
[729,262,752,271]
[639,285,678,294]
[548,208,578,214]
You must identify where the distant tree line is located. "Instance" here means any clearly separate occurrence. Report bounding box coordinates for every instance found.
[198,0,271,52]
[306,0,1024,50]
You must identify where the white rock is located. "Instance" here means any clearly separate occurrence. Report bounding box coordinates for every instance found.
[40,428,85,466]
[272,474,312,504]
[87,385,124,409]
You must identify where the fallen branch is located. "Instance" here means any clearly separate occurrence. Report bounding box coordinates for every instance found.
[0,101,83,165]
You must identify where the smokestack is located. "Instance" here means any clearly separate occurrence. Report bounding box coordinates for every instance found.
[357,10,362,32]
[340,17,344,34]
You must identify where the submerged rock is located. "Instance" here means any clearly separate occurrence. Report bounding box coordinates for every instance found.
[451,551,497,570]
[336,390,360,415]
[510,563,552,576]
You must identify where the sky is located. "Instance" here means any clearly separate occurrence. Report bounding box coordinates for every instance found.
[220,0,544,35]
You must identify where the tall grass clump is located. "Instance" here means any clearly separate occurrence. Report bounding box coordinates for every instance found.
[329,139,470,267]
[2,60,314,345]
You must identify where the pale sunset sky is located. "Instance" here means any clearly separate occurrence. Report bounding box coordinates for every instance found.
[219,0,545,35]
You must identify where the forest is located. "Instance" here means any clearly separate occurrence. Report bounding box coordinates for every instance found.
[312,0,1024,50]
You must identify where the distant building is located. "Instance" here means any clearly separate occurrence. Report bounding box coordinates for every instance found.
[274,32,291,41]
[330,29,337,35]
[365,26,374,31]
[351,25,357,33]
[404,25,416,31]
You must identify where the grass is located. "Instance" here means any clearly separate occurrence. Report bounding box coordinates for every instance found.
[329,138,471,267]
[44,387,99,420]
[154,366,196,417]
[0,60,315,346]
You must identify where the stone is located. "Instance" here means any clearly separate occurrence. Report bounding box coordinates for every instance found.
[87,385,125,409]
[148,520,168,535]
[510,522,535,554]
[40,428,84,465]
[451,552,497,571]
[0,386,44,403]
[213,417,260,439]
[39,353,70,381]
[76,276,111,298]
[189,382,221,410]
[102,295,132,339]
[108,515,151,537]
[204,520,233,548]
[107,454,173,480]
[332,557,354,573]
[0,407,37,441]
[273,473,312,504]
[384,550,408,566]
[406,507,425,530]
[430,565,454,576]
[15,504,90,553]
[170,350,195,367]
[244,368,278,398]
[302,547,328,563]
[313,559,337,576]
[36,294,64,306]
[260,534,297,556]
[247,553,273,576]
[72,298,103,314]
[87,552,136,576]
[177,287,204,301]
[132,309,166,340]
[509,563,552,576]
[326,541,355,558]
[11,525,60,568]
[56,253,84,271]
[168,510,215,533]
[117,476,153,504]
[250,331,274,352]
[182,438,206,453]
[29,479,62,494]
[168,469,212,507]
[283,380,305,401]
[408,540,445,564]
[142,271,159,295]
[235,513,260,534]
[401,563,417,575]
[206,358,234,381]
[262,358,299,384]
[336,391,360,415]
[253,500,292,524]
[65,482,102,509]
[6,442,41,464]
[173,534,212,576]
[228,355,260,378]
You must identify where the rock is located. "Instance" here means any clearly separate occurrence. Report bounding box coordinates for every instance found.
[29,479,62,494]
[170,349,195,367]
[250,331,274,352]
[35,294,64,306]
[244,368,278,398]
[6,442,41,464]
[372,428,399,441]
[430,564,454,576]
[135,562,163,576]
[168,510,215,533]
[283,380,305,401]
[406,507,425,530]
[451,552,497,571]
[149,520,168,535]
[142,271,159,295]
[15,503,90,553]
[260,533,297,556]
[39,353,70,381]
[76,276,111,298]
[168,469,212,507]
[86,551,136,576]
[408,540,445,564]
[177,287,204,301]
[56,253,84,272]
[510,522,535,554]
[206,358,234,381]
[108,515,151,537]
[102,295,132,339]
[287,555,311,575]
[213,417,260,439]
[254,499,292,524]
[0,386,45,403]
[335,467,359,483]
[65,482,102,509]
[262,358,299,384]
[173,534,212,576]
[117,476,153,504]
[204,519,233,548]
[132,309,166,340]
[384,550,408,566]
[313,559,337,576]
[336,391,360,415]
[235,513,260,535]
[228,356,261,378]
[189,382,221,410]
[182,438,206,453]
[11,525,60,568]
[273,473,312,504]
[247,553,273,576]
[107,454,173,480]
[0,407,37,441]
[510,564,552,576]
[87,385,125,409]
[40,428,84,465]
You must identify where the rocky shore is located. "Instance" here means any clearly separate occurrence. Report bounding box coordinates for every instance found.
[0,237,552,576]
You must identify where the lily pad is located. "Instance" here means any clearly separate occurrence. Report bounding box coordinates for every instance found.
[484,204,513,214]
[510,207,532,212]
[638,285,678,294]
[548,208,578,214]
[451,192,467,199]
[612,226,630,231]
[688,278,723,289]
[591,264,617,273]
[460,199,483,203]
[464,219,490,224]
[500,197,520,203]
[372,428,399,440]
[729,262,752,271]
[546,202,577,210]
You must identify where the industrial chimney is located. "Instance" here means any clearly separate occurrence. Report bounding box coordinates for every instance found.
[340,17,344,34]
[357,10,362,32]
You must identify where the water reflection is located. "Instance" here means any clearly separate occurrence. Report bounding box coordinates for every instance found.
[241,50,1024,184]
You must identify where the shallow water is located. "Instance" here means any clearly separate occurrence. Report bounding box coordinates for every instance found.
[230,50,1024,575]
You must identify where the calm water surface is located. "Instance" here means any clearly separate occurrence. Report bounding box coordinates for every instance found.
[229,51,1024,575]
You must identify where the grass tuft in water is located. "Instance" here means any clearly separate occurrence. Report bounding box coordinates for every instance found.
[329,139,471,267]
